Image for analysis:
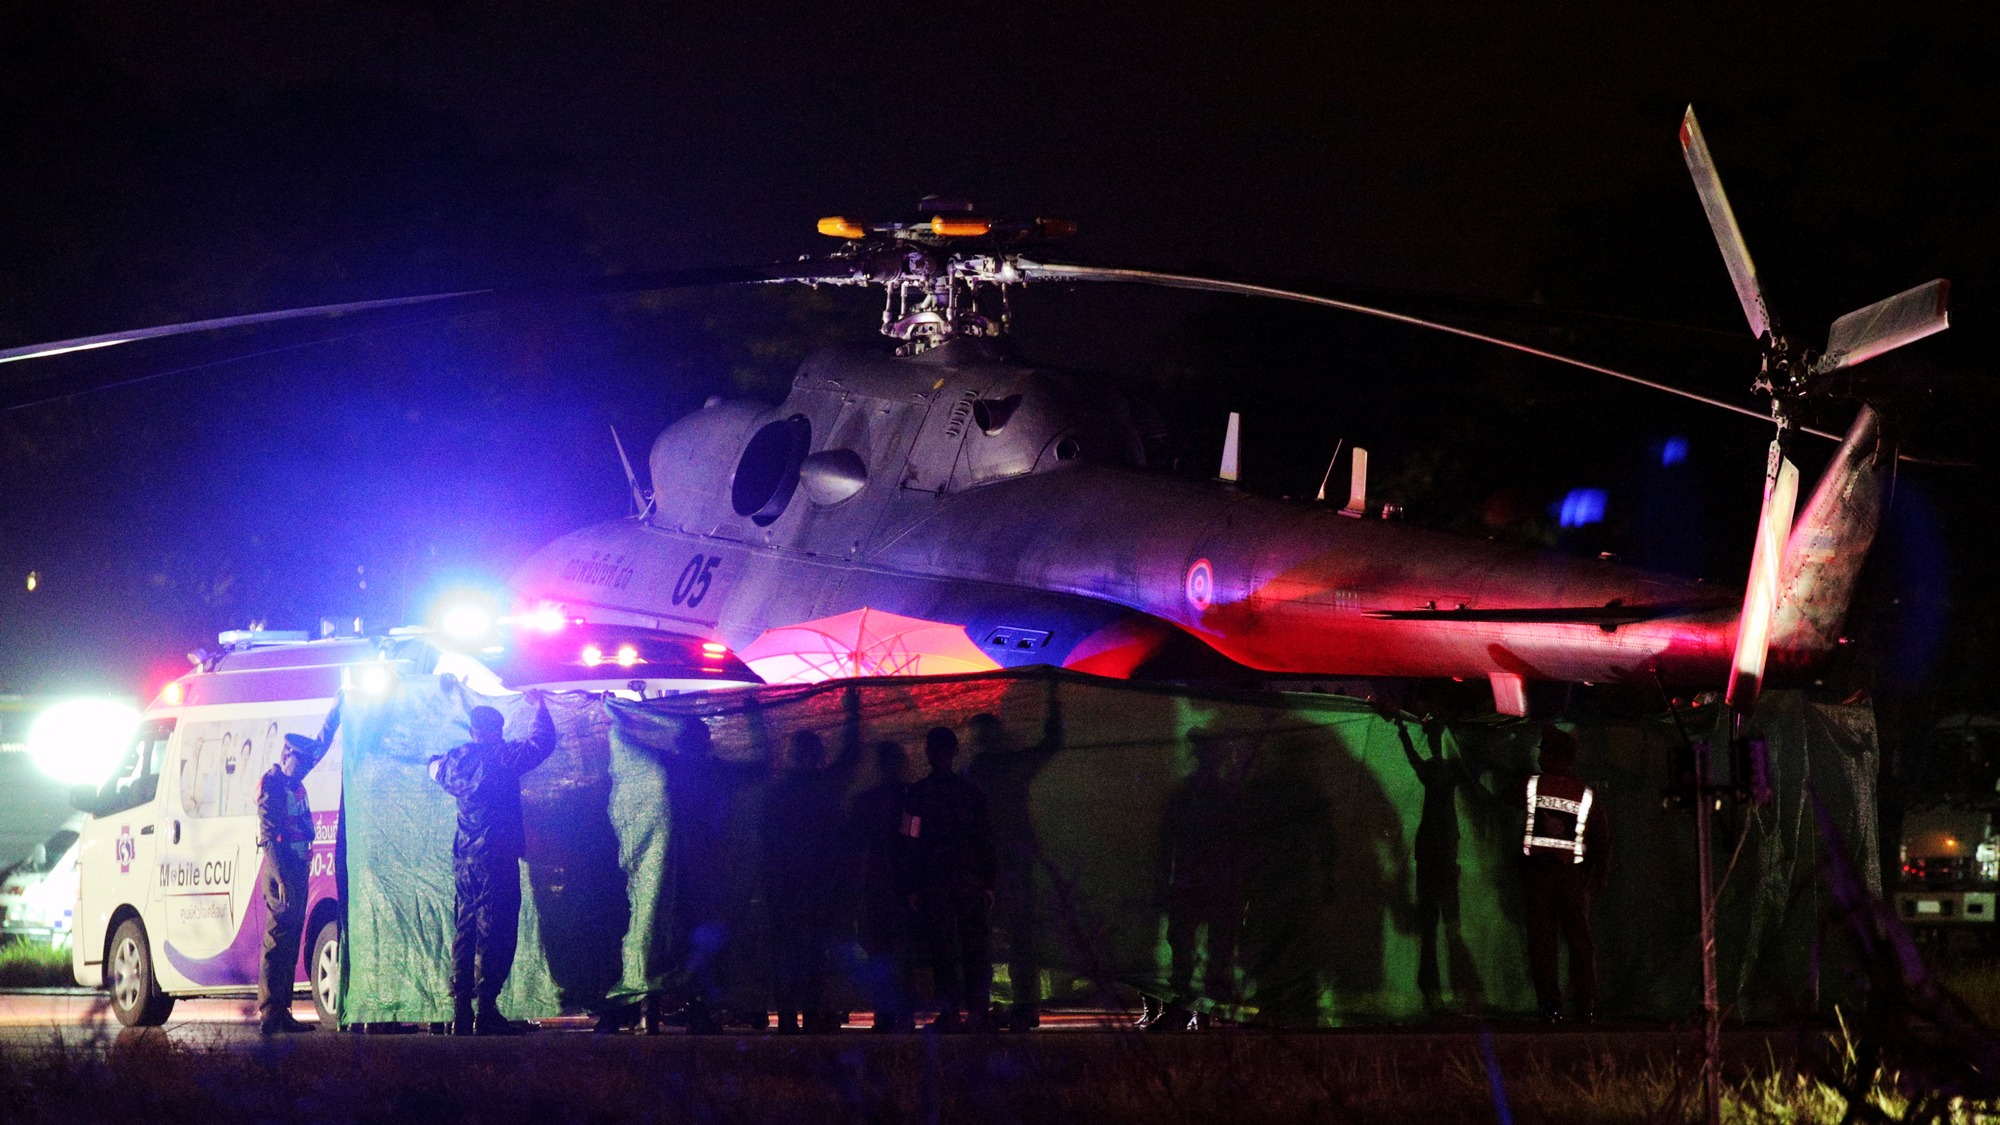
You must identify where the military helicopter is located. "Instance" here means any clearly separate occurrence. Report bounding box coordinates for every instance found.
[0,109,1951,716]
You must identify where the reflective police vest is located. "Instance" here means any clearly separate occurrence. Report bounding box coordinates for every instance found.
[1522,773,1593,863]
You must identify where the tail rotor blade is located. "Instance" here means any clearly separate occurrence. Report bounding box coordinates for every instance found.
[1681,107,1775,341]
[1815,278,1951,374]
[1725,446,1801,717]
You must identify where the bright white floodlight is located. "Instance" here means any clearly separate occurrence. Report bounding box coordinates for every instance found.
[29,699,142,786]
[440,603,495,643]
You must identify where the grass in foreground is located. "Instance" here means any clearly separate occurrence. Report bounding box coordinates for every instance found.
[0,940,71,989]
[2,1023,1995,1125]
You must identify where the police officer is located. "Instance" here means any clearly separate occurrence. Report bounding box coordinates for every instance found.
[899,726,997,1032]
[429,698,557,1035]
[256,704,340,1034]
[1518,725,1611,1023]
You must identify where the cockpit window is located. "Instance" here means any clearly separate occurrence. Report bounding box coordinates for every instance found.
[731,415,812,526]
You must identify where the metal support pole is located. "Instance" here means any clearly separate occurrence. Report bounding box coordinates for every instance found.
[1694,738,1722,1125]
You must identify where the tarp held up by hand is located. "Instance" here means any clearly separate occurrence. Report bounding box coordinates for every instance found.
[339,669,1876,1027]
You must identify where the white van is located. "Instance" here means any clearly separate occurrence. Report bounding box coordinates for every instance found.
[71,624,757,1027]
[1,816,83,946]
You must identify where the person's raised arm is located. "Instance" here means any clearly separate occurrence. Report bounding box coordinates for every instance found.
[506,695,559,774]
[832,684,864,777]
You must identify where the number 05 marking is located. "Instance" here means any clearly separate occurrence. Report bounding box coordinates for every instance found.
[673,555,722,608]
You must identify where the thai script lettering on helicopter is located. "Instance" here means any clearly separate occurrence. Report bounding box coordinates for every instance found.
[561,556,636,590]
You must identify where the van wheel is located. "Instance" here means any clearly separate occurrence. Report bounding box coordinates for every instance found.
[108,918,174,1027]
[309,919,341,1028]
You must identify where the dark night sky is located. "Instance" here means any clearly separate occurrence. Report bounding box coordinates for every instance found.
[1,2,1995,714]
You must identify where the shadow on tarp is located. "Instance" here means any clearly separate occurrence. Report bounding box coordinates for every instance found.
[337,669,1877,1027]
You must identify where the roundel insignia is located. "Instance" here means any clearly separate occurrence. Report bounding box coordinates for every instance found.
[1185,558,1214,611]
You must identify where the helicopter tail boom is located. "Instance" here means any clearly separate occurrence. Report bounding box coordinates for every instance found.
[1763,404,1890,671]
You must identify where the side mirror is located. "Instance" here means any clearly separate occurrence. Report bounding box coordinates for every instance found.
[68,784,106,817]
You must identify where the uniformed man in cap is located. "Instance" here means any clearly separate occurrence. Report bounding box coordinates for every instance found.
[429,697,557,1035]
[256,703,341,1034]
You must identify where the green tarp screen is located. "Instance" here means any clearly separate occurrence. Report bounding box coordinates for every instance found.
[338,670,1877,1027]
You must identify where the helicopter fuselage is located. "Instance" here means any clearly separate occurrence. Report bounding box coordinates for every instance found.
[511,339,1880,692]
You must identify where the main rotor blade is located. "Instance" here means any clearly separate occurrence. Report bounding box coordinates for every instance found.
[0,290,489,365]
[1680,106,1774,342]
[1013,259,1840,441]
[0,259,859,410]
[1815,278,1951,374]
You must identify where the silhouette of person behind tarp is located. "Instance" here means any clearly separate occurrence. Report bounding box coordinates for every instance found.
[1153,725,1247,1031]
[851,740,914,1031]
[1239,733,1336,1026]
[899,726,997,1031]
[1394,713,1483,1014]
[967,674,1064,1032]
[662,716,738,1034]
[762,721,862,1034]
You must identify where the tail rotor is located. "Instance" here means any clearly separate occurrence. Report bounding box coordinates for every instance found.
[1679,106,1949,716]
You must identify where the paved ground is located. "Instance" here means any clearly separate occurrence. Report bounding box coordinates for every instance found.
[0,987,1813,1069]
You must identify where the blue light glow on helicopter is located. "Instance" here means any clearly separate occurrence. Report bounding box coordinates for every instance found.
[1558,488,1607,529]
[1660,436,1688,466]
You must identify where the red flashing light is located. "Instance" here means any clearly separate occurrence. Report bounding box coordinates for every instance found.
[701,641,728,657]
[161,681,185,706]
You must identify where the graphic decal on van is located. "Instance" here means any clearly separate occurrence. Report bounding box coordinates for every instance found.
[115,825,135,875]
[161,811,338,989]
[162,856,267,987]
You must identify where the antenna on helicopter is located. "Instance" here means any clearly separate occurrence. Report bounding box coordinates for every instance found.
[1217,412,1242,483]
[610,425,652,519]
[1315,439,1345,502]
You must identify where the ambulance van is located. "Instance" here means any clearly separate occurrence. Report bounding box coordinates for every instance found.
[71,623,756,1027]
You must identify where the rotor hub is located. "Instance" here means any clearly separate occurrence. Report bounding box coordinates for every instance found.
[810,201,1072,354]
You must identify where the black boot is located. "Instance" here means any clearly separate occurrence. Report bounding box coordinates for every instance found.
[686,998,720,1035]
[593,1003,639,1034]
[452,1000,476,1036]
[475,1000,525,1036]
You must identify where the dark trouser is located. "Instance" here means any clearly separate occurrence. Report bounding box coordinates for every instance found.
[768,879,831,1018]
[1415,869,1459,995]
[452,853,522,1006]
[1521,860,1596,1016]
[1168,880,1240,1000]
[859,888,913,1022]
[258,852,309,1024]
[995,866,1039,1011]
[919,886,992,1018]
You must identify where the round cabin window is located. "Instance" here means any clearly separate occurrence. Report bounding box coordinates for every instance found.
[731,415,811,526]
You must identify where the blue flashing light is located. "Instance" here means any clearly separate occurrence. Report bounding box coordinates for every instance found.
[1661,436,1689,467]
[1558,488,1607,529]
